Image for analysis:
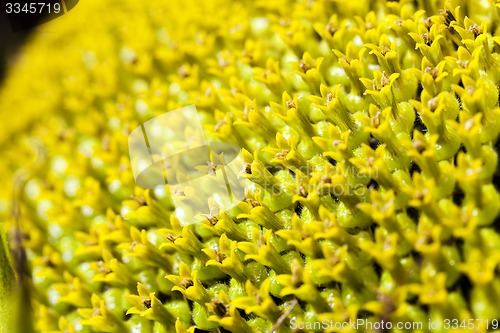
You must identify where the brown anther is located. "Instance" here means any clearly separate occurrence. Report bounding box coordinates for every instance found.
[118,163,128,173]
[173,188,185,197]
[380,45,391,56]
[383,237,393,251]
[274,149,288,160]
[179,278,193,288]
[321,175,332,184]
[377,292,396,313]
[299,59,310,73]
[254,292,262,305]
[371,112,381,128]
[95,260,105,269]
[102,134,110,151]
[440,8,455,26]
[427,97,438,111]
[297,185,308,197]
[207,161,217,175]
[323,218,333,230]
[380,72,390,87]
[326,92,334,102]
[286,100,296,109]
[92,308,101,317]
[394,19,403,26]
[256,230,264,248]
[133,196,146,206]
[107,222,118,231]
[424,66,439,79]
[468,24,482,38]
[215,249,226,263]
[241,50,253,61]
[178,66,190,78]
[413,140,426,153]
[243,106,250,119]
[215,119,225,131]
[218,57,229,68]
[279,19,288,26]
[329,250,340,266]
[142,298,152,309]
[417,233,433,246]
[291,262,301,287]
[43,257,56,268]
[415,188,428,200]
[457,59,469,69]
[246,198,261,208]
[423,17,433,30]
[243,163,252,174]
[57,131,66,142]
[211,299,229,317]
[165,234,179,242]
[98,264,112,275]
[461,211,470,225]
[365,22,374,30]
[421,33,432,46]
[326,22,337,36]
[204,214,219,226]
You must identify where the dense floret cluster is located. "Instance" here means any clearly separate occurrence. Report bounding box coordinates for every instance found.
[1,0,500,332]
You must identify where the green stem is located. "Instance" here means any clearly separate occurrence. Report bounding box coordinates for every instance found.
[0,229,15,333]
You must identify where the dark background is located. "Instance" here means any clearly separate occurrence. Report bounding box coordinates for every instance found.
[0,0,79,81]
[0,9,33,82]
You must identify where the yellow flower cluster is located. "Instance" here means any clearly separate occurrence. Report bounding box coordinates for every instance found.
[1,0,500,332]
